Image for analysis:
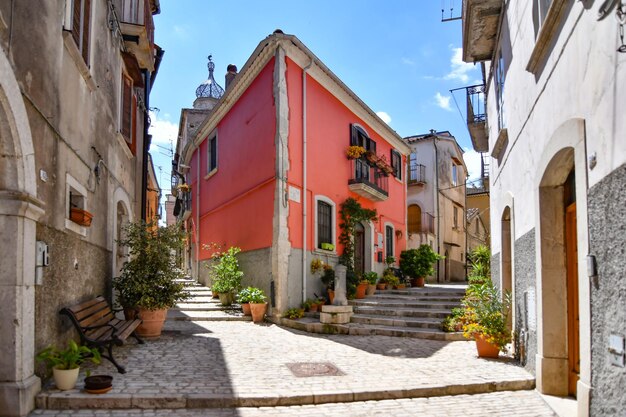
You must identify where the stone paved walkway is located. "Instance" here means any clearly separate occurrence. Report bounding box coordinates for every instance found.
[34,321,547,413]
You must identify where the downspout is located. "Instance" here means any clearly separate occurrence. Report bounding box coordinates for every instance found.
[196,148,200,280]
[433,132,440,283]
[302,58,314,304]
[141,69,151,221]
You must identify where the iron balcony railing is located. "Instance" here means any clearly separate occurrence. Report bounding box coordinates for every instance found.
[466,84,486,124]
[408,164,426,185]
[348,158,389,199]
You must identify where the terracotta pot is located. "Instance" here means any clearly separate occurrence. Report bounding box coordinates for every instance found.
[355,282,368,299]
[212,290,219,299]
[53,366,80,391]
[249,302,267,323]
[309,303,319,313]
[376,283,387,290]
[123,307,137,320]
[219,292,234,306]
[241,303,251,316]
[136,308,168,338]
[70,208,93,227]
[475,334,500,358]
[328,289,335,304]
[411,277,425,287]
[84,375,113,394]
[366,284,377,296]
[395,284,406,289]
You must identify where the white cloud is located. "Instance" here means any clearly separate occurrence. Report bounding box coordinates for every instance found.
[444,47,477,83]
[376,111,392,124]
[463,147,483,183]
[172,25,189,39]
[148,111,178,152]
[434,92,452,111]
[401,57,415,66]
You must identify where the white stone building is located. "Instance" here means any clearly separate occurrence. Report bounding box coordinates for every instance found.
[462,0,626,415]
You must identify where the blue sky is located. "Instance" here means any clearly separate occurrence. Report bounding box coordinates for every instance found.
[148,1,482,203]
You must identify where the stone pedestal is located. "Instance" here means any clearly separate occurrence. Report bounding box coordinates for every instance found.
[320,305,353,324]
[333,264,348,306]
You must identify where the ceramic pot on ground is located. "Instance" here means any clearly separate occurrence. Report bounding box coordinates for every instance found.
[136,308,168,338]
[475,334,500,358]
[84,375,113,394]
[411,277,425,287]
[376,283,387,290]
[328,289,335,304]
[395,284,406,289]
[366,284,377,296]
[241,303,251,316]
[53,366,80,391]
[249,302,268,323]
[309,303,319,313]
[219,292,234,306]
[355,282,368,299]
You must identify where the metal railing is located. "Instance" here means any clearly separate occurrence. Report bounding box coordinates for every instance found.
[349,158,389,196]
[466,84,486,124]
[408,164,426,185]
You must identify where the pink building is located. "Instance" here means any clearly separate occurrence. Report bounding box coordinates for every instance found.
[174,32,410,313]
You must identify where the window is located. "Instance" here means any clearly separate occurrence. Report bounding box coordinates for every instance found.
[120,73,134,143]
[533,0,553,37]
[475,219,479,235]
[452,164,458,187]
[315,197,336,250]
[69,0,91,64]
[453,207,459,229]
[350,124,376,152]
[494,51,506,130]
[385,225,394,258]
[65,174,89,236]
[390,150,402,180]
[408,205,422,234]
[207,134,218,174]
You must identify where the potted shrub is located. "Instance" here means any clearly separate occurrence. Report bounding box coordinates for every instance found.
[363,271,378,296]
[246,287,267,323]
[320,264,335,304]
[400,245,443,287]
[236,287,255,316]
[36,340,101,390]
[468,245,490,285]
[210,246,244,306]
[112,221,190,338]
[355,273,368,299]
[461,282,512,358]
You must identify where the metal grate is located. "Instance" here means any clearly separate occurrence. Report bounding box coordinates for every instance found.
[286,362,345,377]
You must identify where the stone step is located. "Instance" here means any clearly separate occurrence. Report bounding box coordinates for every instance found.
[375,290,466,297]
[350,314,443,329]
[350,300,462,310]
[366,293,463,302]
[352,305,452,319]
[347,323,466,341]
[166,310,250,322]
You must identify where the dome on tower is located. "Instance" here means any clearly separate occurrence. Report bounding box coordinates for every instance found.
[195,55,224,99]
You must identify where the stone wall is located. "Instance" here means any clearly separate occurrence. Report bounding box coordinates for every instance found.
[588,163,626,416]
[34,225,110,374]
[513,229,537,374]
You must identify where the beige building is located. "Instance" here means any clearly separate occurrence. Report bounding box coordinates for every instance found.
[462,0,626,415]
[0,1,162,415]
[404,131,467,282]
[466,186,489,252]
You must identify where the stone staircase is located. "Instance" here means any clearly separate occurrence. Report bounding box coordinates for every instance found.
[278,284,467,341]
[166,277,251,322]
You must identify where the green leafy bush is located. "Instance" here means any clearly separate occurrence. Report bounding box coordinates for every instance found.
[237,287,265,304]
[363,271,378,285]
[210,247,244,294]
[36,340,101,370]
[461,282,511,350]
[399,245,443,279]
[282,308,304,319]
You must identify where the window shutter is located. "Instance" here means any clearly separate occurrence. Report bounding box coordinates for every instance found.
[130,93,137,154]
[386,226,393,258]
[81,0,91,64]
[368,138,376,153]
[121,75,132,140]
[209,137,217,171]
[350,124,358,146]
[72,0,81,45]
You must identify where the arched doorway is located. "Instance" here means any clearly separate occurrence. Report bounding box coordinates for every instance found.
[354,222,366,276]
[538,148,579,396]
[0,47,44,414]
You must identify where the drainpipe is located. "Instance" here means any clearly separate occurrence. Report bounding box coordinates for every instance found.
[302,58,314,304]
[196,148,200,280]
[141,69,151,221]
[432,130,441,283]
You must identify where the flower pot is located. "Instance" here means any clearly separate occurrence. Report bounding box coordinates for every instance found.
[241,303,251,316]
[366,284,377,296]
[395,284,406,289]
[84,375,113,394]
[70,208,93,227]
[249,302,267,323]
[219,292,234,306]
[53,366,80,391]
[136,308,168,338]
[123,307,137,320]
[411,277,425,287]
[355,282,368,299]
[475,334,500,358]
[328,289,335,305]
[211,290,219,299]
[376,283,387,290]
[309,303,319,313]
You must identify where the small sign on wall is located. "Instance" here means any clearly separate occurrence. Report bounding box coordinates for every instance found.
[377,233,383,248]
[288,186,301,203]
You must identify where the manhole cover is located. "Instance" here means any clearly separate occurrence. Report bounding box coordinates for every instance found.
[286,362,345,377]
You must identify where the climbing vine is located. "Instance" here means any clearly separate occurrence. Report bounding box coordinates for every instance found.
[338,197,378,271]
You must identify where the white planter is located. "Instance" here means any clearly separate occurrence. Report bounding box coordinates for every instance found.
[52,366,80,390]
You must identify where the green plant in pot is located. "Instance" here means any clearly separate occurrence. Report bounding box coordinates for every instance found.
[210,246,244,306]
[363,271,378,296]
[237,287,255,316]
[399,244,443,287]
[112,221,190,338]
[467,245,490,285]
[36,340,101,391]
[246,287,267,323]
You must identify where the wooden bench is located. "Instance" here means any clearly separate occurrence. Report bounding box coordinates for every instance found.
[59,296,144,374]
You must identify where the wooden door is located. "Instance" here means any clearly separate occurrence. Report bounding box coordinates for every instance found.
[354,222,365,276]
[565,202,580,396]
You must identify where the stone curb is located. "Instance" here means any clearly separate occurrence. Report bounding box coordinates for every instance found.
[35,378,535,410]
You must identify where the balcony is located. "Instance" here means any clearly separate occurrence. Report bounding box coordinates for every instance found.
[466,84,489,152]
[348,158,389,201]
[462,0,503,63]
[119,0,156,71]
[408,164,426,186]
[173,191,192,221]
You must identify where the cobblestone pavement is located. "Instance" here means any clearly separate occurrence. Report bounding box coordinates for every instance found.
[31,390,556,416]
[35,321,541,412]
